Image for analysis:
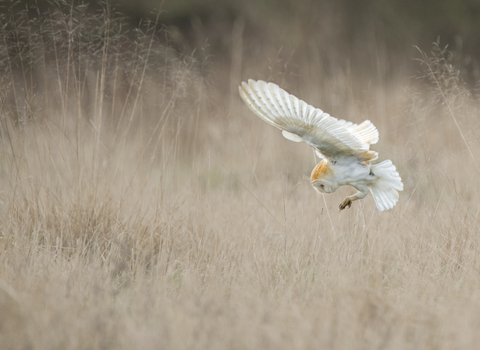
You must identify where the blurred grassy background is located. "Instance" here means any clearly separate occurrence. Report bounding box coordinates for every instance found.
[120,0,480,85]
[0,1,480,349]
[7,0,480,87]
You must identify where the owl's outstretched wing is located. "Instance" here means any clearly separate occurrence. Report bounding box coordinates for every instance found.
[239,80,379,160]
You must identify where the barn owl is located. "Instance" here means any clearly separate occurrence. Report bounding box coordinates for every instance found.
[238,80,403,211]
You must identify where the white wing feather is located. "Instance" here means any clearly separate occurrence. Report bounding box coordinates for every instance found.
[338,120,379,145]
[239,80,378,159]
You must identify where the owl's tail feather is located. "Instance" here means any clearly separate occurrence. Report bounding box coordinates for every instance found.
[367,160,403,211]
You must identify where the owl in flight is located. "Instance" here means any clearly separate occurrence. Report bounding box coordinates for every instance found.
[239,80,403,211]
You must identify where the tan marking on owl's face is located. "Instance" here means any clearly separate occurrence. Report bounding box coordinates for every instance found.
[310,160,333,183]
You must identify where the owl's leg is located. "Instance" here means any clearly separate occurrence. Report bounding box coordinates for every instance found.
[339,186,369,210]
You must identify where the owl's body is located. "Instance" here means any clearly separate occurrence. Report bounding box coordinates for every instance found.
[313,158,372,191]
[239,79,403,211]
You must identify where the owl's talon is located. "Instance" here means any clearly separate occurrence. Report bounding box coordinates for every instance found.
[339,198,352,210]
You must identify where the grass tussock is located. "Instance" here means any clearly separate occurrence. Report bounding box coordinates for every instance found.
[1,2,480,350]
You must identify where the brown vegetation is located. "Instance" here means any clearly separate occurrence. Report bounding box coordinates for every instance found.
[0,2,480,349]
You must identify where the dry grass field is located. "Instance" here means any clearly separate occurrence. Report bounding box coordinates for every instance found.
[1,2,480,350]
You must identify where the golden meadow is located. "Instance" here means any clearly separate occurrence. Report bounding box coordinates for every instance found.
[1,1,480,349]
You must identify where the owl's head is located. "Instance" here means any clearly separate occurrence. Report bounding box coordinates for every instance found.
[310,160,338,194]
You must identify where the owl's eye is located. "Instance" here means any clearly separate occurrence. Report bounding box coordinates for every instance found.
[320,184,324,189]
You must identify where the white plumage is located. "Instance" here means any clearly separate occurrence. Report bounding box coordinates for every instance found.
[239,79,403,211]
